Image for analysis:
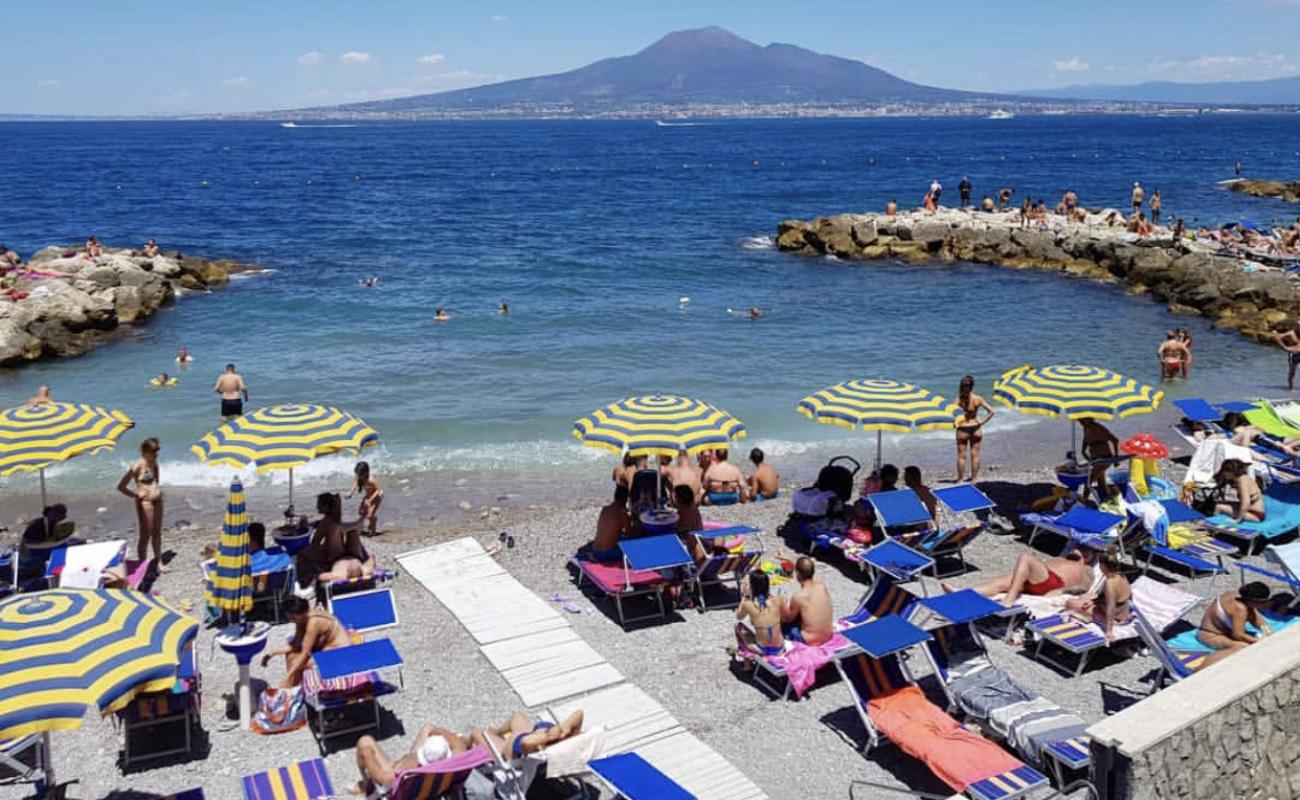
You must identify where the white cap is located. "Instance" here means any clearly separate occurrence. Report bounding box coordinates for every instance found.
[417,735,452,766]
[1133,181,1140,187]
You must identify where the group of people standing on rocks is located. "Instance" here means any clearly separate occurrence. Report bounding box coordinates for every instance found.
[921,177,1175,236]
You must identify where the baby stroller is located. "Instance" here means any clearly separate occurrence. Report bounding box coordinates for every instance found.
[778,456,859,550]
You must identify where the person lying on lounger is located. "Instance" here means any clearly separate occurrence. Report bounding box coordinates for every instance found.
[1213,459,1266,522]
[1198,582,1275,667]
[350,724,471,796]
[781,556,834,646]
[261,596,352,687]
[734,571,788,658]
[1059,547,1131,643]
[945,547,1095,606]
[1220,412,1300,458]
[470,709,585,760]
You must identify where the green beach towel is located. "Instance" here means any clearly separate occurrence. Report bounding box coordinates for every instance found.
[1242,401,1300,439]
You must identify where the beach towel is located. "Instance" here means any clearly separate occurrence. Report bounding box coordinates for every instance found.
[1164,609,1300,653]
[1184,439,1254,487]
[762,633,848,698]
[990,698,1089,762]
[59,541,124,588]
[575,559,667,593]
[251,686,306,735]
[949,665,1036,719]
[867,685,1022,792]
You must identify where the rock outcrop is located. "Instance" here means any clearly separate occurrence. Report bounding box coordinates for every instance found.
[776,209,1300,343]
[1225,179,1300,204]
[0,245,259,366]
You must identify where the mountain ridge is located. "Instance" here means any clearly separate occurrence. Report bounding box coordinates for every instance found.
[1018,75,1300,105]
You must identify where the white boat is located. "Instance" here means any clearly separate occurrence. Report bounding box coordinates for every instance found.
[987,109,1015,120]
[279,122,298,128]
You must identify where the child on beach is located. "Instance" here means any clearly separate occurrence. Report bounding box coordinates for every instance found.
[347,461,384,536]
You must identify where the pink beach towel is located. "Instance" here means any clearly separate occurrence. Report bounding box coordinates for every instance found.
[760,633,850,698]
[577,559,668,593]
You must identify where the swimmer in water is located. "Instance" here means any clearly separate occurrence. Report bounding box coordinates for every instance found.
[435,308,451,322]
[27,385,54,406]
[152,372,175,386]
[175,346,193,364]
[498,300,509,315]
[748,307,763,319]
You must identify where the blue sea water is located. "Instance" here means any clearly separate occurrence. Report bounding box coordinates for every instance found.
[2,115,1300,504]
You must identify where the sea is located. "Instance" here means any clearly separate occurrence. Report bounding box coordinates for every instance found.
[2,114,1300,521]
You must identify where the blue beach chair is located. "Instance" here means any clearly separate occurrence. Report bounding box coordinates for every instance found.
[242,758,336,800]
[1022,505,1126,553]
[304,639,403,753]
[572,534,693,628]
[1131,606,1209,691]
[837,574,920,629]
[588,753,696,800]
[859,538,935,589]
[331,587,400,634]
[1136,498,1231,582]
[868,489,936,541]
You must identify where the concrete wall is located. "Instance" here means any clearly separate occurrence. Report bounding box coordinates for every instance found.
[1086,623,1300,800]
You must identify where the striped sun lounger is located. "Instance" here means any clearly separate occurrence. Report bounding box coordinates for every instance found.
[1132,606,1209,691]
[242,758,335,800]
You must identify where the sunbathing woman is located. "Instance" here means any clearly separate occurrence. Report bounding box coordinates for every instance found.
[955,375,994,482]
[261,596,353,687]
[298,492,372,586]
[734,571,788,658]
[1220,412,1300,458]
[1198,582,1274,667]
[470,709,585,761]
[1213,459,1266,522]
[946,547,1095,606]
[1061,548,1131,643]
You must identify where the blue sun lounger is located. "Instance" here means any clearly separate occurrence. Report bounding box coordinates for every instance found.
[1136,498,1231,582]
[1237,541,1300,595]
[305,639,403,752]
[242,758,336,800]
[1131,606,1209,692]
[860,538,935,589]
[1204,480,1300,548]
[1023,505,1126,553]
[688,525,764,610]
[330,587,400,634]
[868,488,936,540]
[588,753,695,800]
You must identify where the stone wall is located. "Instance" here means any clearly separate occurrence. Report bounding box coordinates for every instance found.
[1086,623,1300,800]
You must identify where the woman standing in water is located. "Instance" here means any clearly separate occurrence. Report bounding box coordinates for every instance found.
[955,375,995,483]
[118,437,165,569]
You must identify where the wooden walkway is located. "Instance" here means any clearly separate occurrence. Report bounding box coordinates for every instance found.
[397,538,768,800]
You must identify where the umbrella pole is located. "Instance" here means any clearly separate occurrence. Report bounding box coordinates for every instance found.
[288,468,294,515]
[39,468,47,509]
[875,430,882,471]
[39,732,54,797]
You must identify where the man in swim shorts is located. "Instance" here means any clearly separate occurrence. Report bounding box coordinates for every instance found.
[1276,320,1300,390]
[586,485,629,562]
[351,724,471,796]
[214,363,248,418]
[702,450,746,505]
[781,556,833,646]
[747,448,780,501]
[947,548,1095,606]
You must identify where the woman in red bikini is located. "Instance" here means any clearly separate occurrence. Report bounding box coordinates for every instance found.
[945,547,1095,606]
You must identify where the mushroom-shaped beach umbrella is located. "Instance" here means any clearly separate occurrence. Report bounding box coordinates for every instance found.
[798,378,960,469]
[192,404,379,514]
[0,402,135,507]
[1120,434,1170,496]
[572,394,747,457]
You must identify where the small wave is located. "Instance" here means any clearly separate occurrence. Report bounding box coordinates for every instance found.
[230,268,275,280]
[739,235,775,251]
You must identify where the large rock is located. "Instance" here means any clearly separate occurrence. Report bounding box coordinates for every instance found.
[850,218,878,247]
[0,318,42,365]
[806,216,858,258]
[1227,179,1300,203]
[912,221,950,248]
[776,219,811,251]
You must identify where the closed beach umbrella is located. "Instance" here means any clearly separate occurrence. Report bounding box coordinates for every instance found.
[0,588,197,741]
[572,394,747,457]
[798,378,960,468]
[191,404,378,511]
[210,478,253,617]
[0,402,134,507]
[993,364,1163,452]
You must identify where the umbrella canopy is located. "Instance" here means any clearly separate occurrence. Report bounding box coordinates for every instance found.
[0,403,134,506]
[992,365,1163,420]
[572,395,747,457]
[191,404,378,471]
[210,478,253,615]
[798,378,960,467]
[0,588,198,740]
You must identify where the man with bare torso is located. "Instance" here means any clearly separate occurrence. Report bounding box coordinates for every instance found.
[701,449,745,505]
[214,363,249,418]
[1157,330,1190,379]
[949,548,1096,606]
[587,485,629,562]
[747,448,779,501]
[781,556,834,645]
[666,450,703,501]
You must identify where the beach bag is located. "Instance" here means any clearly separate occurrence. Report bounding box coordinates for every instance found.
[251,686,306,735]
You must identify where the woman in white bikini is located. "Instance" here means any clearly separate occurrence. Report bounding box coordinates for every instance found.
[955,375,994,483]
[117,437,164,569]
[1198,582,1274,667]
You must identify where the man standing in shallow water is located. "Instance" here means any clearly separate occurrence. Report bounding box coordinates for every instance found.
[1276,321,1300,390]
[215,363,249,419]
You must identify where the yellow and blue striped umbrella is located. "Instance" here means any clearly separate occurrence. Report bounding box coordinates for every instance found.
[210,479,252,615]
[0,588,197,740]
[798,378,959,467]
[572,395,747,457]
[992,365,1163,421]
[0,402,134,505]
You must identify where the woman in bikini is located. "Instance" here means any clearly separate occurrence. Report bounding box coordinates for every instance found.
[734,571,788,658]
[948,547,1095,606]
[314,493,375,583]
[470,709,585,762]
[117,437,165,569]
[1214,459,1266,521]
[346,461,384,536]
[1198,582,1274,667]
[261,596,353,687]
[1063,548,1131,643]
[955,375,995,483]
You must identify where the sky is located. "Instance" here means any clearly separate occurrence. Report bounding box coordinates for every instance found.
[4,0,1300,115]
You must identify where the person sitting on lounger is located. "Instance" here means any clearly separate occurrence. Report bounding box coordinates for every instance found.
[946,547,1095,606]
[17,503,70,581]
[903,466,938,519]
[1213,458,1266,522]
[1080,417,1120,497]
[1198,582,1275,667]
[471,709,585,762]
[734,571,788,657]
[781,556,834,646]
[702,450,745,505]
[297,492,369,586]
[747,447,780,501]
[261,596,352,687]
[586,485,629,562]
[350,724,472,796]
[1061,547,1131,643]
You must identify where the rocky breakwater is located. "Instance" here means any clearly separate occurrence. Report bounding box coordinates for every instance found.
[777,208,1300,343]
[0,245,258,366]
[1225,178,1300,204]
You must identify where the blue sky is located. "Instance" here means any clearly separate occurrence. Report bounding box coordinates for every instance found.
[5,0,1300,114]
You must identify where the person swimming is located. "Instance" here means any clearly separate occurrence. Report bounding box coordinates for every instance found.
[498,300,509,315]
[434,308,451,321]
[175,346,193,364]
[151,372,177,386]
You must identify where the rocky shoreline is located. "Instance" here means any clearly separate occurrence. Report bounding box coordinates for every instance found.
[0,245,260,366]
[777,208,1300,343]
[1226,178,1300,203]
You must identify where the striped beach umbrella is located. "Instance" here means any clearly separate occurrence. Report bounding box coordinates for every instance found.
[0,402,135,506]
[0,588,198,740]
[798,378,960,468]
[572,395,747,457]
[992,365,1163,421]
[209,479,253,616]
[191,404,378,510]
